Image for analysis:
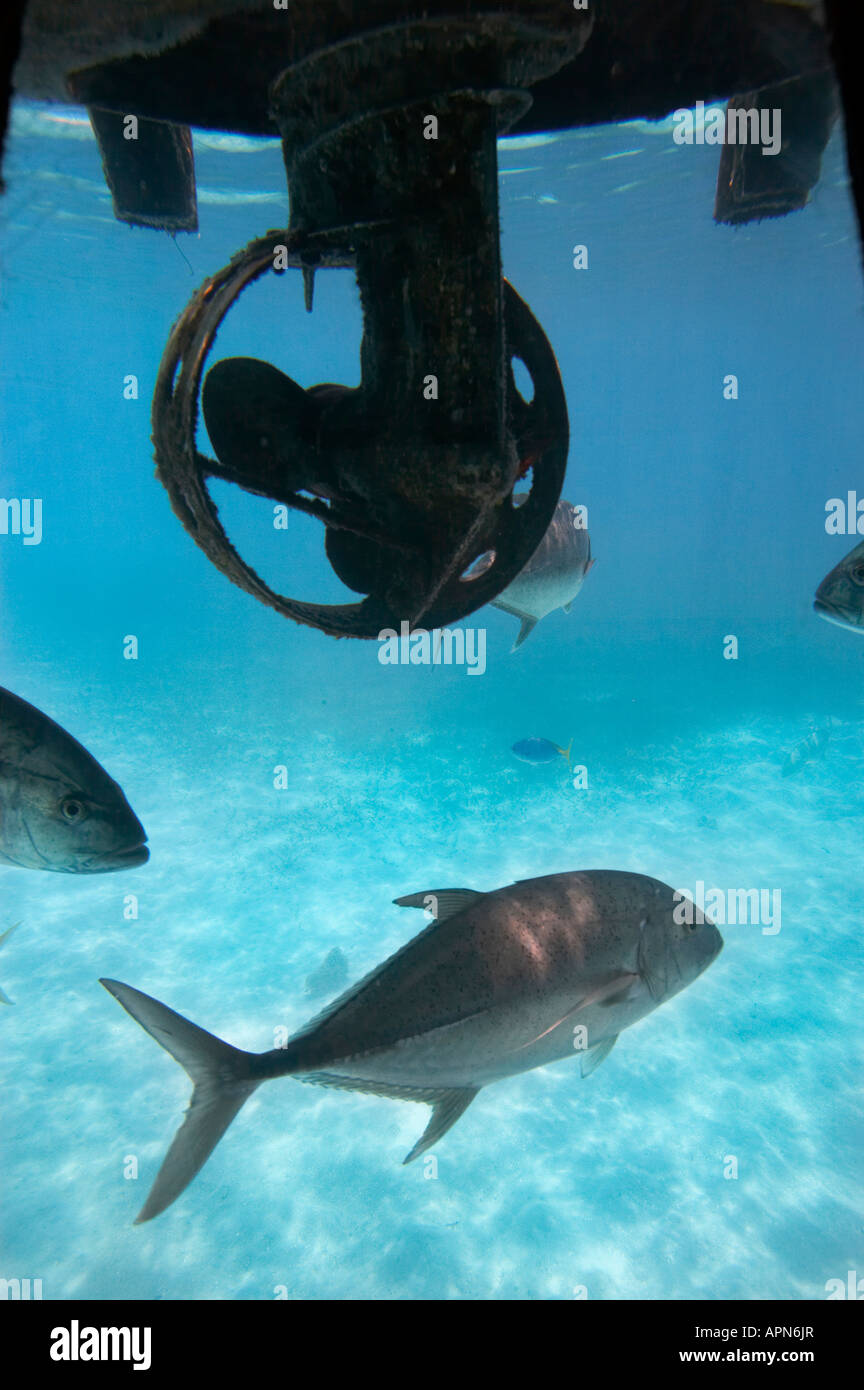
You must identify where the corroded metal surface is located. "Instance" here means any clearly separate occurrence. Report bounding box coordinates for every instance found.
[35,1,828,139]
[88,107,198,231]
[714,72,838,226]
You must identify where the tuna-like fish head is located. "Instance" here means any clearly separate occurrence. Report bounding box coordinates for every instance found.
[0,688,149,874]
[637,884,723,1004]
[813,540,864,633]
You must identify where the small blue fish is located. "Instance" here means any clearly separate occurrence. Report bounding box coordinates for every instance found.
[511,738,572,766]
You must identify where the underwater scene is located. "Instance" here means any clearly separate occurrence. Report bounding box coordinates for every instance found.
[1,97,863,1304]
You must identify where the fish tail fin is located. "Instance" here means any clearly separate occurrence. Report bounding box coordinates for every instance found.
[557,739,574,766]
[511,617,537,651]
[100,979,262,1224]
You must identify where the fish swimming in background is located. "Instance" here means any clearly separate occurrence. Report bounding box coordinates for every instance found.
[0,686,149,873]
[782,726,830,777]
[813,539,864,634]
[0,922,21,1005]
[305,946,349,998]
[100,868,722,1222]
[511,737,572,766]
[490,497,594,650]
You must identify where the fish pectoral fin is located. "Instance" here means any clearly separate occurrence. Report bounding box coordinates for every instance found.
[580,1034,618,1078]
[598,976,642,1006]
[514,975,636,1053]
[511,617,538,651]
[402,1088,479,1165]
[393,889,483,922]
[562,601,573,614]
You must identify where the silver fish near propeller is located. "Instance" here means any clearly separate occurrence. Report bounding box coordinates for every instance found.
[0,685,148,874]
[101,868,722,1223]
[487,497,594,650]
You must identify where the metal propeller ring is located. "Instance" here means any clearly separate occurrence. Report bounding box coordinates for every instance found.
[152,231,569,638]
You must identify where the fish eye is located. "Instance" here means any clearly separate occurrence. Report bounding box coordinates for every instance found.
[850,565,864,587]
[60,797,87,823]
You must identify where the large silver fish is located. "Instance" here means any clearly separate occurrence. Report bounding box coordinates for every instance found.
[491,497,594,650]
[0,686,148,873]
[813,539,864,633]
[101,869,722,1223]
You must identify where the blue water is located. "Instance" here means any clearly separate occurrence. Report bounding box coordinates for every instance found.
[1,102,862,1301]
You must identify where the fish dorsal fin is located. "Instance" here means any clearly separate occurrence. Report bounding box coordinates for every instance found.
[294,892,481,1042]
[402,1088,479,1164]
[580,1034,618,1078]
[511,617,538,651]
[295,898,474,1038]
[393,889,483,922]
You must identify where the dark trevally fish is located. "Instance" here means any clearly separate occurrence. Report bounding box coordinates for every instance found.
[813,539,864,633]
[305,946,349,998]
[0,921,20,1005]
[782,726,830,777]
[0,686,148,873]
[490,497,594,650]
[511,737,572,766]
[101,869,722,1222]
